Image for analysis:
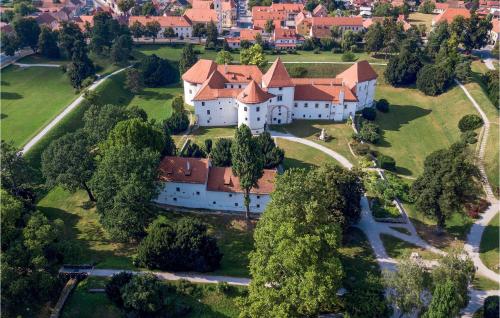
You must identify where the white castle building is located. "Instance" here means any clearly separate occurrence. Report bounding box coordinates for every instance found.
[182,57,378,134]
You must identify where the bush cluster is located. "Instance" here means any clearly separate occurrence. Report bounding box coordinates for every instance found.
[377,155,396,171]
[376,99,389,113]
[458,114,483,132]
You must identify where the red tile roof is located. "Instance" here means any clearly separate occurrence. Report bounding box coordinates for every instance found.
[192,0,213,9]
[270,2,304,12]
[240,28,261,41]
[184,8,218,23]
[217,64,263,83]
[159,156,209,184]
[291,78,343,85]
[337,61,378,88]
[311,16,363,37]
[294,84,357,102]
[207,167,276,194]
[262,57,294,87]
[182,59,217,84]
[433,8,471,24]
[493,18,500,33]
[273,27,297,40]
[237,80,274,104]
[129,15,191,27]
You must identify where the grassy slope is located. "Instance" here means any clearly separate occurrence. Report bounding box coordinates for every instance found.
[1,65,78,147]
[276,138,339,170]
[62,277,245,318]
[407,12,435,29]
[480,213,499,274]
[380,233,440,260]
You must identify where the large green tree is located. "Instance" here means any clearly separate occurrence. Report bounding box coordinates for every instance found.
[110,34,133,64]
[240,44,266,69]
[38,26,59,58]
[423,280,461,318]
[121,274,166,315]
[1,141,35,202]
[411,142,480,229]
[67,40,95,88]
[240,168,344,317]
[205,20,218,48]
[83,104,133,145]
[41,130,96,201]
[58,21,85,58]
[179,44,198,75]
[384,38,422,86]
[255,132,284,169]
[231,124,264,219]
[210,138,233,167]
[13,17,40,52]
[364,22,385,53]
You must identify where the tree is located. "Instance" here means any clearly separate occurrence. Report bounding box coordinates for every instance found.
[216,49,233,65]
[13,1,35,16]
[231,124,264,219]
[192,23,206,41]
[384,259,426,317]
[110,34,132,64]
[67,40,95,88]
[240,43,267,69]
[130,21,144,39]
[179,44,198,76]
[210,138,233,167]
[125,68,144,94]
[458,114,483,132]
[204,139,212,154]
[163,27,175,42]
[426,21,450,57]
[357,120,381,144]
[240,168,344,317]
[144,20,161,43]
[462,13,492,51]
[136,217,222,272]
[42,131,96,201]
[411,142,480,229]
[255,132,284,169]
[331,25,342,39]
[341,30,360,51]
[38,26,59,58]
[121,274,166,315]
[423,280,461,318]
[484,296,500,318]
[1,33,19,56]
[139,54,177,87]
[90,12,120,54]
[117,0,134,13]
[418,0,435,13]
[205,20,218,48]
[171,95,185,114]
[455,60,472,83]
[431,249,475,309]
[362,107,377,121]
[83,104,131,144]
[164,111,190,134]
[105,272,133,307]
[90,145,160,239]
[102,118,167,154]
[1,141,34,202]
[384,39,422,86]
[416,64,452,96]
[13,17,40,52]
[378,155,396,171]
[1,189,25,250]
[58,21,85,58]
[376,99,389,112]
[181,142,206,158]
[364,22,384,53]
[141,1,157,15]
[264,19,274,34]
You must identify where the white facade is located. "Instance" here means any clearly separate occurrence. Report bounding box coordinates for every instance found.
[155,181,270,213]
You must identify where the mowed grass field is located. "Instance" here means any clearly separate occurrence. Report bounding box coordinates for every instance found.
[480,213,499,273]
[1,65,78,147]
[275,138,340,170]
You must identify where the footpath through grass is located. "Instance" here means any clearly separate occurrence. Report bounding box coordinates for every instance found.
[62,276,246,318]
[276,138,339,170]
[1,65,78,147]
[480,213,500,274]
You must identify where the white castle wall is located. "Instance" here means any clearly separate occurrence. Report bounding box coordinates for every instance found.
[194,98,238,126]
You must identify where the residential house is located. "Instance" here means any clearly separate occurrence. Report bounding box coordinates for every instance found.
[309,16,364,38]
[432,7,471,26]
[129,15,193,38]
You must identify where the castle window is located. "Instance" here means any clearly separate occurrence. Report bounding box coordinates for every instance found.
[304,103,308,108]
[279,87,283,91]
[229,194,232,197]
[257,195,260,199]
[344,105,347,109]
[235,203,239,207]
[257,117,260,121]
[176,187,180,192]
[239,85,242,88]
[319,114,322,118]
[213,201,216,204]
[189,90,192,94]
[173,197,177,201]
[294,103,297,107]
[256,107,260,111]
[277,95,283,101]
[315,103,319,108]
[257,204,260,208]
[244,107,247,111]
[325,104,329,108]
[196,191,200,195]
[202,102,205,106]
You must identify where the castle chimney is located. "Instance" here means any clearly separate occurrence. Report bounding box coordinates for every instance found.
[185,160,192,176]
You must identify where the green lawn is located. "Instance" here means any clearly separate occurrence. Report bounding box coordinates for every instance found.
[480,213,499,273]
[276,138,339,170]
[134,44,381,64]
[373,83,475,176]
[472,274,500,291]
[37,188,254,276]
[380,233,440,260]
[62,276,246,318]
[275,120,357,165]
[189,126,236,145]
[408,12,435,29]
[1,65,78,147]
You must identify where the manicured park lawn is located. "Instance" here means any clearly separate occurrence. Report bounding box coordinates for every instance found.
[275,120,357,165]
[407,12,435,29]
[373,83,475,176]
[189,126,236,144]
[37,188,254,277]
[275,138,339,170]
[1,65,78,147]
[480,213,499,273]
[380,234,440,261]
[62,277,246,318]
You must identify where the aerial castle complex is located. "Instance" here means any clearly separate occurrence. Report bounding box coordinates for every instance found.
[182,57,378,134]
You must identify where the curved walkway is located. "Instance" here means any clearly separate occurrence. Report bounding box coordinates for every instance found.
[14,62,62,68]
[21,66,130,154]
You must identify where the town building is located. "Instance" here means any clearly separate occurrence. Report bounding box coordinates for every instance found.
[432,7,471,26]
[182,58,378,134]
[272,27,303,49]
[128,15,193,39]
[309,16,364,38]
[155,156,276,213]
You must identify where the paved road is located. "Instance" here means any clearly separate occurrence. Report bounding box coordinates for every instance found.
[87,269,251,286]
[21,66,130,154]
[0,49,34,69]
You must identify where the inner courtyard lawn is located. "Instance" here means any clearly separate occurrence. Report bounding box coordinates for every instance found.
[380,233,441,261]
[275,138,339,170]
[1,65,78,147]
[480,213,499,273]
[189,126,236,144]
[373,83,475,176]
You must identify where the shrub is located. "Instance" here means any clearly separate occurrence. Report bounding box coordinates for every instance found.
[378,155,396,171]
[455,60,472,83]
[175,279,201,297]
[376,99,389,113]
[483,70,499,109]
[362,107,377,121]
[313,47,321,54]
[105,272,133,307]
[136,217,222,272]
[341,51,356,62]
[139,54,177,87]
[215,281,232,294]
[461,131,478,144]
[484,296,499,318]
[458,114,483,132]
[416,64,452,96]
[121,274,166,314]
[164,111,189,134]
[81,77,95,88]
[357,121,381,144]
[353,142,370,156]
[288,66,308,78]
